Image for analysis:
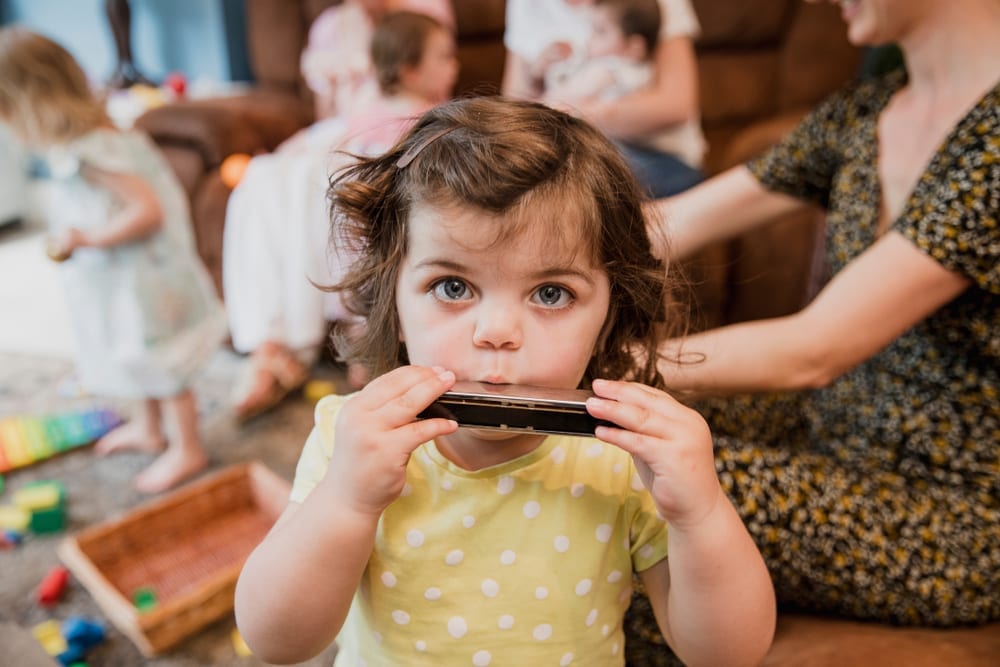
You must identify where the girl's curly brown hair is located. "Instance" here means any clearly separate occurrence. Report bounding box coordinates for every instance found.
[327,96,684,390]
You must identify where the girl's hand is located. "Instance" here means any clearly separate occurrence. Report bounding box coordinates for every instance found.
[586,379,721,530]
[45,228,84,262]
[322,365,457,517]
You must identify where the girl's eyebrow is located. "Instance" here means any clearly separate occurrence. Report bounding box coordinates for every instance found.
[412,258,597,286]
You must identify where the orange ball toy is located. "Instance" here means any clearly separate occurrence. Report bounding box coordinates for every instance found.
[220,153,252,189]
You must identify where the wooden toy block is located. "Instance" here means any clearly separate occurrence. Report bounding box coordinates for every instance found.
[131,586,158,612]
[0,409,123,470]
[231,627,252,656]
[0,504,30,532]
[0,420,32,468]
[37,565,70,606]
[32,619,67,656]
[14,482,63,513]
[62,617,105,651]
[19,418,55,460]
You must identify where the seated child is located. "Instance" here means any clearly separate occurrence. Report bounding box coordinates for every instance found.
[544,0,661,106]
[234,97,776,665]
[224,10,458,419]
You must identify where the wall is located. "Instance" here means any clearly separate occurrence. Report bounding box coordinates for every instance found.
[0,0,250,85]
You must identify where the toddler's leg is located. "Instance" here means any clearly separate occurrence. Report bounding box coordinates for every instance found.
[134,390,209,494]
[95,398,166,455]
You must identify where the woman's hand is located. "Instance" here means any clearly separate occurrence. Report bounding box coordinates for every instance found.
[321,365,458,517]
[586,379,721,529]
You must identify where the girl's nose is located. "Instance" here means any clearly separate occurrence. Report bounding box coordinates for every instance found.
[472,300,522,350]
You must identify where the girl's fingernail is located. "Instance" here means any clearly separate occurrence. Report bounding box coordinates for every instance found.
[437,369,454,382]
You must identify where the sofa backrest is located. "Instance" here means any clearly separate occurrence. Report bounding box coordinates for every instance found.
[245,0,859,174]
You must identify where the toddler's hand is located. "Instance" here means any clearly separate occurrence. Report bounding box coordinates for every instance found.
[45,228,83,262]
[586,379,722,530]
[531,41,573,81]
[323,365,457,517]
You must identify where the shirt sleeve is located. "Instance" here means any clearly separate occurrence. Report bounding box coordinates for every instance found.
[71,129,136,174]
[661,0,700,40]
[503,0,535,58]
[746,81,867,209]
[894,105,1000,292]
[289,393,350,503]
[626,465,669,572]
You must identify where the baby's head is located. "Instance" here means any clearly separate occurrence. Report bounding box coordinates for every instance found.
[0,27,107,147]
[588,0,662,62]
[329,97,675,389]
[371,11,458,105]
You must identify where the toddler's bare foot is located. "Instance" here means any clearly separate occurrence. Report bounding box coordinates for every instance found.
[94,422,166,456]
[133,447,209,494]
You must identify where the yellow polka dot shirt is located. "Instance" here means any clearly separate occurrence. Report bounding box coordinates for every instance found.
[291,394,670,666]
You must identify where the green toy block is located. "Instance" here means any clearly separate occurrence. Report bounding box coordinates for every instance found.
[16,480,66,534]
[132,586,158,612]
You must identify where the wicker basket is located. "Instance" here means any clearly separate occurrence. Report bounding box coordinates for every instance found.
[57,462,290,656]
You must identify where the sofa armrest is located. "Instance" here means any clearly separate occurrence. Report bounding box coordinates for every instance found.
[135,89,313,172]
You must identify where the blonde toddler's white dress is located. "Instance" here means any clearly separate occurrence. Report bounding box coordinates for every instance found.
[44,128,227,399]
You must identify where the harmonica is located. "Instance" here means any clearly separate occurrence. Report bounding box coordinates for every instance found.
[417,382,616,436]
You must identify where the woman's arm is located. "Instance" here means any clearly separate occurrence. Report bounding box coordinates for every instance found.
[578,36,698,139]
[659,232,972,393]
[649,165,813,260]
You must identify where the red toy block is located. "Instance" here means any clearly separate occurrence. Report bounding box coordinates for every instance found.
[37,565,70,606]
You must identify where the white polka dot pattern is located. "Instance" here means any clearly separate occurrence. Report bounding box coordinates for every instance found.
[292,401,669,664]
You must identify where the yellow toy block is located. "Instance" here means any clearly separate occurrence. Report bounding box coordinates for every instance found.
[231,627,253,657]
[14,483,62,512]
[32,619,68,656]
[0,504,30,532]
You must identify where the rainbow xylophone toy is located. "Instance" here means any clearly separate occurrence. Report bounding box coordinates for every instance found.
[0,408,123,473]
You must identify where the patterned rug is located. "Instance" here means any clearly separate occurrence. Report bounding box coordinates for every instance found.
[0,350,341,666]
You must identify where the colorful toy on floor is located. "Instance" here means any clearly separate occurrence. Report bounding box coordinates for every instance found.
[220,153,252,189]
[15,480,67,533]
[32,616,104,666]
[131,586,158,613]
[33,619,67,657]
[58,617,105,666]
[0,408,123,473]
[37,565,70,607]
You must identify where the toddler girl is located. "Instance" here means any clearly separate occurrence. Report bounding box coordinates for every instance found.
[235,97,775,665]
[0,28,226,494]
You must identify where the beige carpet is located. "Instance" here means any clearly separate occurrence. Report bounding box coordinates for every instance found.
[0,217,75,360]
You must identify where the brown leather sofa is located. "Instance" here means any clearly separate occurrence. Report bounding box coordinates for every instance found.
[136,1,1000,663]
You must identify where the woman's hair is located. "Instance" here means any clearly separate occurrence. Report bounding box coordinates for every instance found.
[329,96,683,390]
[0,27,109,145]
[371,10,446,95]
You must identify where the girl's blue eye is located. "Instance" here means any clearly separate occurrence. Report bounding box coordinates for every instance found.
[534,284,571,307]
[433,278,470,301]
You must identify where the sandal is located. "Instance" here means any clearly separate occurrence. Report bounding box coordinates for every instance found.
[231,342,310,421]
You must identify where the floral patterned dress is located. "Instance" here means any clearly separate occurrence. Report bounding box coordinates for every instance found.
[625,70,999,664]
